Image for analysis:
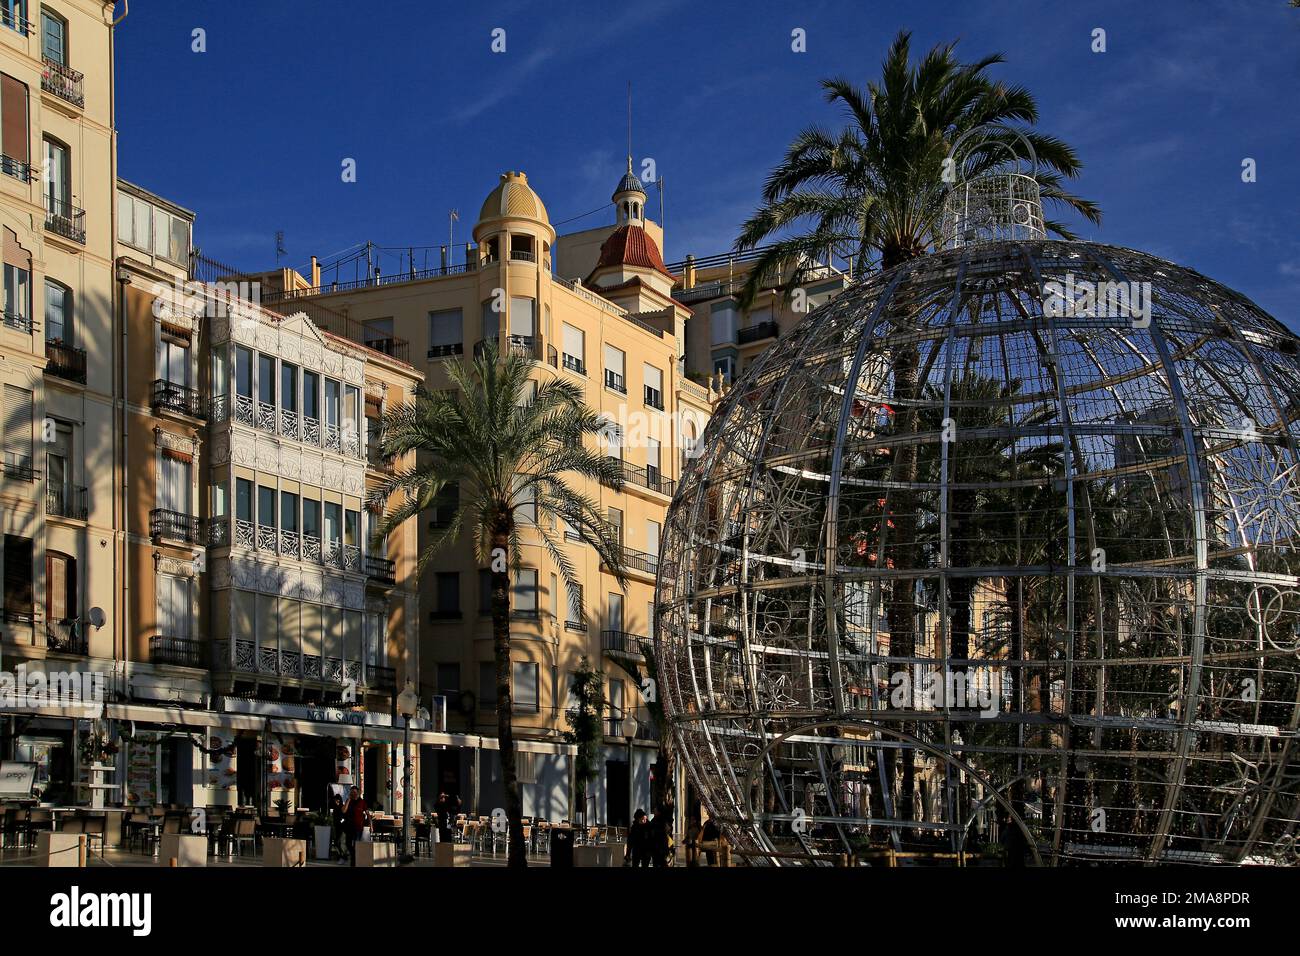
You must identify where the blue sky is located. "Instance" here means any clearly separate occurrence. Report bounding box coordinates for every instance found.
[115,1,1300,324]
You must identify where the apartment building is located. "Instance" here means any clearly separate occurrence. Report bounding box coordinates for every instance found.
[672,247,850,385]
[254,165,718,824]
[0,1,117,803]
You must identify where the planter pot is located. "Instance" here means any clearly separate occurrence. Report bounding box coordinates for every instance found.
[262,837,307,867]
[313,826,333,860]
[355,841,397,867]
[38,832,86,868]
[433,843,472,867]
[159,833,207,867]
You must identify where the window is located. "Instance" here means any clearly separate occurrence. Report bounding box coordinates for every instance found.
[710,302,738,346]
[599,416,621,460]
[45,550,75,627]
[3,534,33,621]
[280,363,298,412]
[480,299,498,339]
[430,483,458,529]
[324,502,342,544]
[479,662,496,710]
[344,508,359,547]
[509,297,535,339]
[645,519,661,560]
[280,491,299,533]
[643,364,664,410]
[157,573,192,640]
[437,663,460,696]
[647,438,662,487]
[158,338,190,387]
[257,354,275,406]
[713,355,735,384]
[302,498,320,539]
[44,279,69,343]
[344,385,361,454]
[325,378,341,427]
[434,572,460,616]
[478,569,494,615]
[43,136,68,207]
[362,317,393,352]
[115,191,190,262]
[515,751,537,784]
[566,582,584,628]
[549,572,558,620]
[603,344,626,393]
[45,418,71,505]
[561,322,585,374]
[607,592,624,633]
[159,453,192,514]
[3,262,29,327]
[257,486,276,530]
[235,478,253,522]
[608,678,625,734]
[234,346,253,398]
[514,478,536,524]
[514,662,539,714]
[428,309,462,356]
[2,384,32,476]
[40,12,66,66]
[303,370,320,420]
[0,74,29,173]
[608,508,623,546]
[514,568,538,617]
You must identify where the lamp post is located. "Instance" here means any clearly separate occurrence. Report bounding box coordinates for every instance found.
[396,680,420,864]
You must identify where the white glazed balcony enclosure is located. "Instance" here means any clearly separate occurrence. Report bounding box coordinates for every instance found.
[656,140,1300,866]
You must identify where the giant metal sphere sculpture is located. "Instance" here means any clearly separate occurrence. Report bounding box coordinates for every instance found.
[656,231,1300,866]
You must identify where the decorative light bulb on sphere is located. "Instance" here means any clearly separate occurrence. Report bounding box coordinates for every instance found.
[656,161,1300,866]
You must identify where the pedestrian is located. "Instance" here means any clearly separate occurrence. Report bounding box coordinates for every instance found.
[435,791,461,844]
[700,816,720,866]
[343,786,369,866]
[329,793,346,860]
[649,807,671,866]
[627,809,651,867]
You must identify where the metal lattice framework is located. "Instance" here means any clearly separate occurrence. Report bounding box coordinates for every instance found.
[656,236,1300,866]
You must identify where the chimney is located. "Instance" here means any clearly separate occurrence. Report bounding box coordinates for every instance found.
[684,254,696,290]
[310,255,320,288]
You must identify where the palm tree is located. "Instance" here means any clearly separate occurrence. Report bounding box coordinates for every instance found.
[372,342,628,867]
[735,30,1100,296]
[738,30,1099,834]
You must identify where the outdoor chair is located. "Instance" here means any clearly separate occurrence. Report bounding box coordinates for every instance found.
[229,816,258,857]
[413,820,432,857]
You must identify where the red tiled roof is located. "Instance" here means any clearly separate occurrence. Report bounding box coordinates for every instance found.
[587,225,675,282]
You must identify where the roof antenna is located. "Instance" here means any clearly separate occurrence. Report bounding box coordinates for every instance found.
[627,80,633,171]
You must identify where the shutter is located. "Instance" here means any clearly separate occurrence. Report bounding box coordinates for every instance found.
[562,323,583,359]
[509,297,535,337]
[603,344,624,376]
[4,535,34,614]
[643,364,663,392]
[3,384,33,465]
[430,309,461,346]
[1,75,27,165]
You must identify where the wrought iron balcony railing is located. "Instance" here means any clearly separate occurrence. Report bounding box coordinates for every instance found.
[365,555,395,586]
[428,342,463,359]
[151,379,205,419]
[644,384,664,410]
[44,340,86,383]
[0,154,30,182]
[607,545,659,577]
[604,369,626,394]
[44,195,86,244]
[562,353,586,375]
[41,57,84,108]
[150,508,202,544]
[3,309,32,333]
[2,451,34,481]
[601,630,647,656]
[0,8,30,36]
[46,484,87,520]
[737,320,780,345]
[150,635,204,668]
[41,619,87,655]
[601,458,676,497]
[211,638,387,690]
[474,335,538,361]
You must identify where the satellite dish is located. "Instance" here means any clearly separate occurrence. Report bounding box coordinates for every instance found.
[88,607,106,629]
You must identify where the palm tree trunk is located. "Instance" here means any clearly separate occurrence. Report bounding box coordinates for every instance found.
[490,527,528,868]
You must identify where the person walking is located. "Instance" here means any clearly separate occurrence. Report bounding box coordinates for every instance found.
[627,809,651,867]
[435,791,461,844]
[649,807,672,866]
[329,793,346,861]
[343,786,369,866]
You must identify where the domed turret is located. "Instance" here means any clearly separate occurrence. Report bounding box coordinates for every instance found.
[613,157,647,227]
[473,170,555,268]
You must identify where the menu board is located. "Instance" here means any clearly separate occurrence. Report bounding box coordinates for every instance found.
[206,731,237,794]
[125,731,160,806]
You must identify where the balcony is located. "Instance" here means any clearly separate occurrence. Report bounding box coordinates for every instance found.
[565,618,588,632]
[2,451,34,481]
[46,484,87,520]
[211,638,390,692]
[150,508,202,544]
[509,249,536,263]
[152,379,205,419]
[2,309,32,334]
[474,335,538,361]
[428,342,463,359]
[44,195,86,244]
[41,57,84,108]
[150,636,204,668]
[606,545,659,578]
[601,630,647,658]
[365,555,396,587]
[0,7,29,36]
[0,154,30,182]
[643,384,664,411]
[362,337,410,363]
[562,353,586,375]
[738,320,780,345]
[44,340,86,383]
[41,620,87,655]
[604,369,626,394]
[602,458,676,498]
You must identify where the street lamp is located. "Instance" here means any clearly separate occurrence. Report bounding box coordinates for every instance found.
[396,680,420,864]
